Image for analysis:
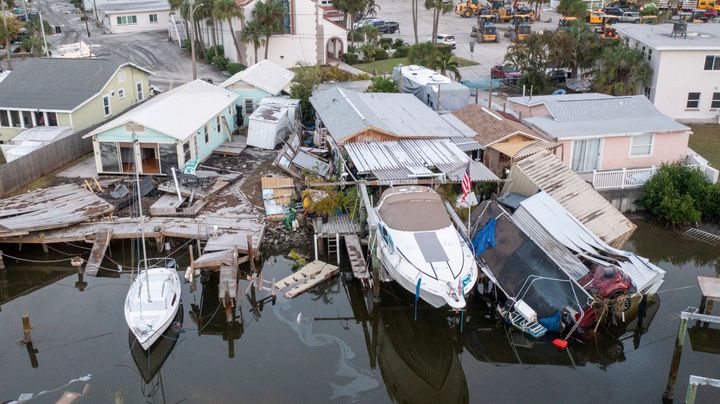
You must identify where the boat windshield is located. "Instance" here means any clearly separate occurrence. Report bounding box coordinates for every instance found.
[379,190,451,231]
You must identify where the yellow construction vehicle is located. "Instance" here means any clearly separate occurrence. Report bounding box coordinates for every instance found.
[586,10,607,25]
[456,0,483,18]
[558,16,578,31]
[475,15,499,42]
[597,16,620,40]
[510,15,532,42]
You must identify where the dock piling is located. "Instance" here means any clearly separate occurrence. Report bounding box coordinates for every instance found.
[662,316,688,401]
[21,314,32,344]
[0,250,5,270]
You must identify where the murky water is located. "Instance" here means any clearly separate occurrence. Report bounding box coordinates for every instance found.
[0,220,718,403]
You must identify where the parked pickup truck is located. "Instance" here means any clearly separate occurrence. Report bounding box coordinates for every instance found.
[378,21,400,34]
[618,11,641,23]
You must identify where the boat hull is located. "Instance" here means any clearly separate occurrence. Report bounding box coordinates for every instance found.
[125,267,182,351]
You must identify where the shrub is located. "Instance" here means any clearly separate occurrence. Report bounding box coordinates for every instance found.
[343,52,360,65]
[368,76,398,93]
[638,163,717,226]
[347,44,358,54]
[227,63,245,74]
[375,47,388,61]
[348,31,364,42]
[379,38,393,49]
[392,38,405,49]
[212,55,229,71]
[393,45,410,58]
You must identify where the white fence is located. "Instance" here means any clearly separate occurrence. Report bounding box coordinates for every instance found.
[592,164,720,190]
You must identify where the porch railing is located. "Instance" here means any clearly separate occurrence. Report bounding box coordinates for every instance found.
[591,164,719,190]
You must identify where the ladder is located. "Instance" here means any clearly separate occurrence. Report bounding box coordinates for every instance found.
[498,306,547,338]
[327,234,340,264]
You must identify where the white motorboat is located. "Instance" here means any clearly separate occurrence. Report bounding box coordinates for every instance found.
[125,258,182,350]
[374,186,478,310]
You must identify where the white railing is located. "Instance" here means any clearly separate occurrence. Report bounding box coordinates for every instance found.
[592,163,719,190]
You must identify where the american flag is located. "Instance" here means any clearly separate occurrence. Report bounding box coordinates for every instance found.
[461,161,472,202]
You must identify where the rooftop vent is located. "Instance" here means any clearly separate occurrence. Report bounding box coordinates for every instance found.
[671,22,687,39]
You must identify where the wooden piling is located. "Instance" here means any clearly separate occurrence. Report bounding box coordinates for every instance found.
[662,316,688,401]
[21,314,32,344]
[0,250,5,270]
[247,234,255,273]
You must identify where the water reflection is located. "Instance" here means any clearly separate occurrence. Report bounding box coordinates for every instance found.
[189,273,244,358]
[0,265,75,310]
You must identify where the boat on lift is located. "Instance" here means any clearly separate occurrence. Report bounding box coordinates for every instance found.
[374,186,478,309]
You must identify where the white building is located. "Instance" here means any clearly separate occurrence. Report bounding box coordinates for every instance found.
[615,23,720,123]
[209,0,347,68]
[99,1,173,34]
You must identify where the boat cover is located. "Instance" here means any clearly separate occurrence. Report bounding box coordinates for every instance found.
[514,192,665,294]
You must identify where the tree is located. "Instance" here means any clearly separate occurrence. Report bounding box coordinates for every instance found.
[368,76,398,93]
[557,0,587,19]
[360,25,379,75]
[429,46,461,80]
[0,13,21,69]
[505,33,552,93]
[332,0,367,29]
[424,0,453,44]
[290,65,322,123]
[241,19,264,65]
[253,0,285,60]
[411,0,419,44]
[591,43,652,96]
[407,42,437,66]
[547,24,601,77]
[214,0,244,64]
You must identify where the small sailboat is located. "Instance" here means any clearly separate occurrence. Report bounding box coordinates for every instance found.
[374,186,478,309]
[124,137,182,351]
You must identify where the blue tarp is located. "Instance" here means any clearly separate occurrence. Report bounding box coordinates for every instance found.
[538,311,562,333]
[473,218,496,256]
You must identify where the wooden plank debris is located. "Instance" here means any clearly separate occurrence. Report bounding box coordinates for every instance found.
[683,228,720,246]
[214,135,248,156]
[275,260,339,299]
[261,175,295,221]
[344,234,368,280]
[218,265,238,300]
[150,195,187,216]
[84,229,113,276]
[0,184,115,238]
[192,249,248,270]
[157,172,240,200]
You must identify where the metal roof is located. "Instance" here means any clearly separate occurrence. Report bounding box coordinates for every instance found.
[10,126,73,143]
[220,60,295,95]
[615,22,720,51]
[99,1,171,14]
[507,150,636,247]
[514,94,689,139]
[0,58,152,111]
[310,87,476,144]
[344,139,499,182]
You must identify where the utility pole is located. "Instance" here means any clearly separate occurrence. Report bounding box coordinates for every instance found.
[21,0,29,22]
[188,0,203,81]
[38,3,49,57]
[92,0,99,27]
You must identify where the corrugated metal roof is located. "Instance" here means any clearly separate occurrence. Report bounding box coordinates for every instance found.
[345,139,499,182]
[508,150,636,247]
[450,136,484,152]
[220,60,295,95]
[309,87,475,144]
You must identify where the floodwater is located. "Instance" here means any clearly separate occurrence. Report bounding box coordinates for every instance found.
[0,220,719,403]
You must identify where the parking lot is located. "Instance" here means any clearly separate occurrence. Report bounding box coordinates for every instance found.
[372,0,562,80]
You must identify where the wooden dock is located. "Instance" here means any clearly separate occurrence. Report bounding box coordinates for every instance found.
[84,229,113,276]
[0,184,115,238]
[275,260,339,299]
[149,194,206,217]
[214,135,248,156]
[344,234,368,281]
[157,172,241,200]
[313,214,362,237]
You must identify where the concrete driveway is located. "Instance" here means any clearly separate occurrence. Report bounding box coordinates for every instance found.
[372,0,562,80]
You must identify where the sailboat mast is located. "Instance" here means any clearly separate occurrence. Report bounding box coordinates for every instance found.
[132,130,152,303]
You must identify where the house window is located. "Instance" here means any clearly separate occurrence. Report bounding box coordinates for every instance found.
[9,111,21,128]
[216,116,221,133]
[183,141,191,162]
[686,92,701,109]
[712,93,720,109]
[99,142,121,173]
[118,70,126,82]
[0,110,8,127]
[630,134,653,157]
[203,124,210,143]
[136,82,144,101]
[116,15,138,25]
[102,94,112,116]
[159,143,178,173]
[571,138,602,172]
[118,88,125,99]
[34,111,45,126]
[647,49,652,61]
[704,55,720,70]
[244,98,254,115]
[47,112,58,126]
[282,0,291,34]
[21,111,33,128]
[149,14,158,23]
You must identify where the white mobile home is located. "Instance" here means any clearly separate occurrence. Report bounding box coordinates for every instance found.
[247,99,299,150]
[99,1,172,34]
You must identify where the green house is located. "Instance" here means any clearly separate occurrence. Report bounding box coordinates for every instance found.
[0,58,152,143]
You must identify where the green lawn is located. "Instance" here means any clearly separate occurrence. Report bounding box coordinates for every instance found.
[689,124,720,167]
[353,56,478,76]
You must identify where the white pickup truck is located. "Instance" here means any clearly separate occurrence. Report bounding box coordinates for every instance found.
[619,11,641,23]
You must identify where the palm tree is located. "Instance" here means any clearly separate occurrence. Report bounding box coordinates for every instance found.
[360,25,379,75]
[253,0,285,60]
[592,44,652,96]
[241,19,264,65]
[505,33,552,92]
[429,47,461,80]
[214,0,244,64]
[424,0,453,44]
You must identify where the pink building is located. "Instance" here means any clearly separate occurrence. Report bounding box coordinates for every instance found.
[507,94,691,175]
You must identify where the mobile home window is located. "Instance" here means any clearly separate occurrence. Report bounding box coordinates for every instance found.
[183,141,191,162]
[99,142,121,172]
[686,92,700,109]
[136,82,144,101]
[203,125,210,143]
[34,111,45,126]
[149,14,158,23]
[21,111,33,128]
[159,143,178,173]
[244,98,254,115]
[0,110,9,127]
[116,15,138,25]
[712,93,720,109]
[9,110,21,127]
[630,134,653,156]
[704,55,720,70]
[47,112,58,126]
[216,116,221,133]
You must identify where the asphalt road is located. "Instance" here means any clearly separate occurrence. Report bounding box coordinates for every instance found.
[372,0,562,80]
[39,0,226,90]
